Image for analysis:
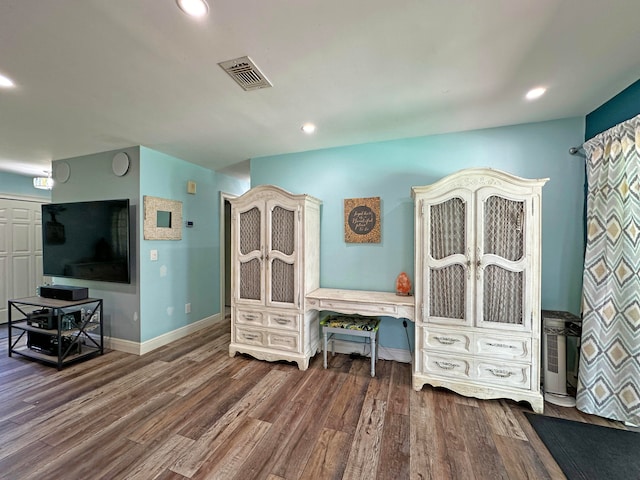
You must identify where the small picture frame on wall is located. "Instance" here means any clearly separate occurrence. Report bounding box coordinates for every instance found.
[344,197,381,243]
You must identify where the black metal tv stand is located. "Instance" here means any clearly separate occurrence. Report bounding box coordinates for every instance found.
[7,296,103,370]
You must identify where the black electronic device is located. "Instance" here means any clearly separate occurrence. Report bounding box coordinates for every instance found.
[27,331,81,356]
[27,308,57,329]
[40,285,89,301]
[41,199,131,283]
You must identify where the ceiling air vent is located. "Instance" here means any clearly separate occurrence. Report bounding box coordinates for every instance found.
[218,56,273,91]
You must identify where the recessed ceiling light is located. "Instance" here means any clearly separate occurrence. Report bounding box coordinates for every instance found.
[176,0,209,17]
[0,73,15,88]
[526,87,546,100]
[301,123,316,134]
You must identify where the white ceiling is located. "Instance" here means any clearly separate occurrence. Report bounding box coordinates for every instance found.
[1,0,640,180]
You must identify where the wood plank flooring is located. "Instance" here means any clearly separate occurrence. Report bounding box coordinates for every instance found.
[0,319,631,480]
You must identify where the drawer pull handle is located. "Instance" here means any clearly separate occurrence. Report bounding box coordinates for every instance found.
[487,368,513,378]
[435,361,459,370]
[244,314,258,321]
[243,333,260,340]
[486,342,516,349]
[435,336,460,345]
[274,318,290,325]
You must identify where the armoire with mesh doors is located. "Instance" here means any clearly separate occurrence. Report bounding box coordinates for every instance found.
[229,185,322,370]
[412,168,548,413]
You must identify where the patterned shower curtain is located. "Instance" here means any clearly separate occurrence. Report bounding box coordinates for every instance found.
[576,114,640,425]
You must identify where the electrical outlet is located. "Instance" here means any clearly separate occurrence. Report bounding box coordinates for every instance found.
[185,303,191,314]
[150,249,158,261]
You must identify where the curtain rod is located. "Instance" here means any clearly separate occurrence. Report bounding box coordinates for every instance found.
[569,146,586,158]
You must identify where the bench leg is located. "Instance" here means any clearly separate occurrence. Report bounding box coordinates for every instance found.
[370,333,376,377]
[323,328,328,369]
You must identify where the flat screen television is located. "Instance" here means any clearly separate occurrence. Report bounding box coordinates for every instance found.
[42,199,131,283]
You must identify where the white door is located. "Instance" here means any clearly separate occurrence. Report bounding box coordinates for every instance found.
[0,197,47,323]
[475,188,532,332]
[265,198,300,310]
[232,201,266,307]
[421,189,475,327]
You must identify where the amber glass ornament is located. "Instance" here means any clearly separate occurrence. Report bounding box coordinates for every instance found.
[396,272,412,296]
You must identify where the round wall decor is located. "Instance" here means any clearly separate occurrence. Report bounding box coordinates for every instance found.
[54,161,71,183]
[112,152,130,176]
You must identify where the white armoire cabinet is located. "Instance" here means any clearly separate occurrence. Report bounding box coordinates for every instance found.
[412,168,548,413]
[228,185,322,370]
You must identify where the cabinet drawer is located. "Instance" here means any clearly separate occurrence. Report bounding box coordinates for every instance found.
[235,326,265,346]
[235,310,265,327]
[267,331,299,352]
[475,335,531,361]
[424,328,472,354]
[474,360,531,389]
[422,352,471,380]
[267,312,299,331]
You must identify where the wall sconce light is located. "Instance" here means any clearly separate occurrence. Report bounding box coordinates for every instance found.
[33,171,54,190]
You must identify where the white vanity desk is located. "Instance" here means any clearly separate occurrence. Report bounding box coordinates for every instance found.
[306,288,415,321]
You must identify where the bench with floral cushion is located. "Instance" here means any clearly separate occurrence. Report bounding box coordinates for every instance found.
[320,314,381,377]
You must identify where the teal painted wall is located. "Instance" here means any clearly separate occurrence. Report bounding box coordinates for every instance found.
[0,171,52,199]
[585,78,640,140]
[252,117,586,351]
[49,146,248,345]
[51,147,141,342]
[139,147,248,342]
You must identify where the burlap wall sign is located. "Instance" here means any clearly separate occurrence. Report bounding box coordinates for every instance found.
[344,197,380,243]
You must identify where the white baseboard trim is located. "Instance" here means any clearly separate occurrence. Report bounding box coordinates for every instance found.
[103,336,140,355]
[101,315,412,362]
[323,338,412,364]
[103,313,224,356]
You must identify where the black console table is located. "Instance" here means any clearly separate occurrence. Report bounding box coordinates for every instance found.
[7,296,103,370]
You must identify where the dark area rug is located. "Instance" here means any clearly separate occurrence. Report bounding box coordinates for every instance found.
[525,412,640,480]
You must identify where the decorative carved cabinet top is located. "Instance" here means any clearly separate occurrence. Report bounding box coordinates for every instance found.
[412,168,549,198]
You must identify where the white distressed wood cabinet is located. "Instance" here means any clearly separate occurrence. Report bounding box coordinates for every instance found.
[229,185,322,370]
[412,168,548,413]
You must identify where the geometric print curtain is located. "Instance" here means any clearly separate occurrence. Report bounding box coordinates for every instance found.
[576,113,640,425]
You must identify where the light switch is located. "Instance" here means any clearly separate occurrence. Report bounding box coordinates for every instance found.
[150,249,158,261]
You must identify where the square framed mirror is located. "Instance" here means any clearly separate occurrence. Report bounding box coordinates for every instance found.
[143,196,182,240]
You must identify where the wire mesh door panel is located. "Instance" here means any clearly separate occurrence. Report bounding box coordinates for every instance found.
[425,194,474,326]
[237,206,264,303]
[429,264,467,321]
[476,193,530,330]
[267,202,298,307]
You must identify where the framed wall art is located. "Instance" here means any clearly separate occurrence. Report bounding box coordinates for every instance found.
[344,196,380,243]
